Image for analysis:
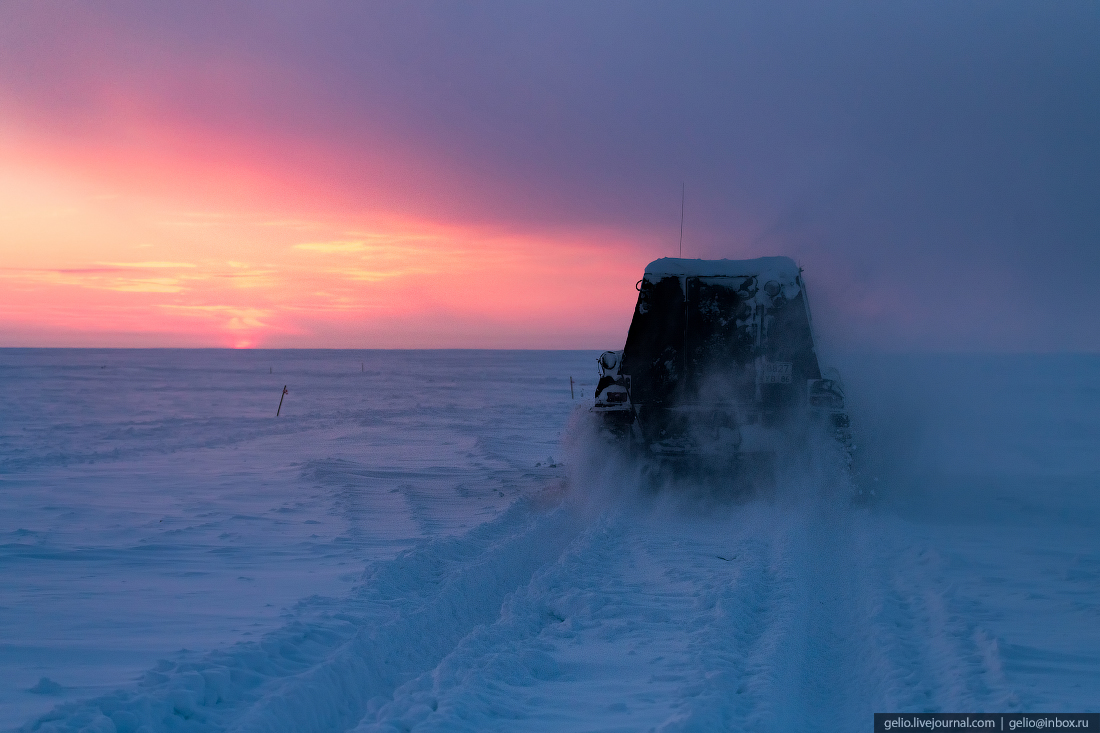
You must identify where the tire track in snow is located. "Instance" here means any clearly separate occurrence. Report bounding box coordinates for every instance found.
[225,496,580,733]
[20,492,582,733]
[23,486,1021,733]
[728,500,890,731]
[719,501,1018,730]
[638,511,780,732]
[354,490,1020,732]
[354,501,796,732]
[866,522,1019,714]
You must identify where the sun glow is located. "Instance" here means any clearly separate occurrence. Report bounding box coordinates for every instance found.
[0,146,648,348]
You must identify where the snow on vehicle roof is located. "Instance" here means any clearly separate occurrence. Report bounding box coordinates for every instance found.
[643,256,800,282]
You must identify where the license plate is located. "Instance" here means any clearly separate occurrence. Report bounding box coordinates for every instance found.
[761,361,792,384]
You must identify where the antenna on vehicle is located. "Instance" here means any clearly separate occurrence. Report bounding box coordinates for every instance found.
[678,182,685,259]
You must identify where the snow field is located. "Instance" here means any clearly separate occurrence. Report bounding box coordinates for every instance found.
[5,351,1100,731]
[0,350,588,730]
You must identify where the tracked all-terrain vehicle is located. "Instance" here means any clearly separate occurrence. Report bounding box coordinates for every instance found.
[593,256,851,474]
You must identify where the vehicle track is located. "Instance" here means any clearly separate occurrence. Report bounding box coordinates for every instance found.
[21,493,582,733]
[23,481,1017,733]
[866,522,1018,714]
[353,495,842,730]
[350,482,1017,731]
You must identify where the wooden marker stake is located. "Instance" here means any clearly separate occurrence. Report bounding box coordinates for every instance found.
[570,376,574,399]
[277,385,288,416]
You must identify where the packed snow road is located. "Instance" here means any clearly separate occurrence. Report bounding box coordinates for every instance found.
[3,351,1099,731]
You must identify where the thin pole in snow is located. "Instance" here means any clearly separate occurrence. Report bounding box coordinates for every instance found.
[679,182,685,259]
[570,376,574,399]
[277,385,288,416]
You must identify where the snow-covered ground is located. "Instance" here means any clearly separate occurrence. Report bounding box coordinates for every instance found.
[2,350,1098,732]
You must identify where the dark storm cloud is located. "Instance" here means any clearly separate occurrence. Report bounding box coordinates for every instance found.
[2,1,1098,349]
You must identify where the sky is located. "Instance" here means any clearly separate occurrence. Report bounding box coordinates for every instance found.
[1,1,1098,351]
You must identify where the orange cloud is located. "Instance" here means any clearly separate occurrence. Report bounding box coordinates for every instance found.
[0,66,679,349]
[0,143,655,347]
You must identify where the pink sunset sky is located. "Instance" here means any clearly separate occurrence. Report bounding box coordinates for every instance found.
[2,2,1098,350]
